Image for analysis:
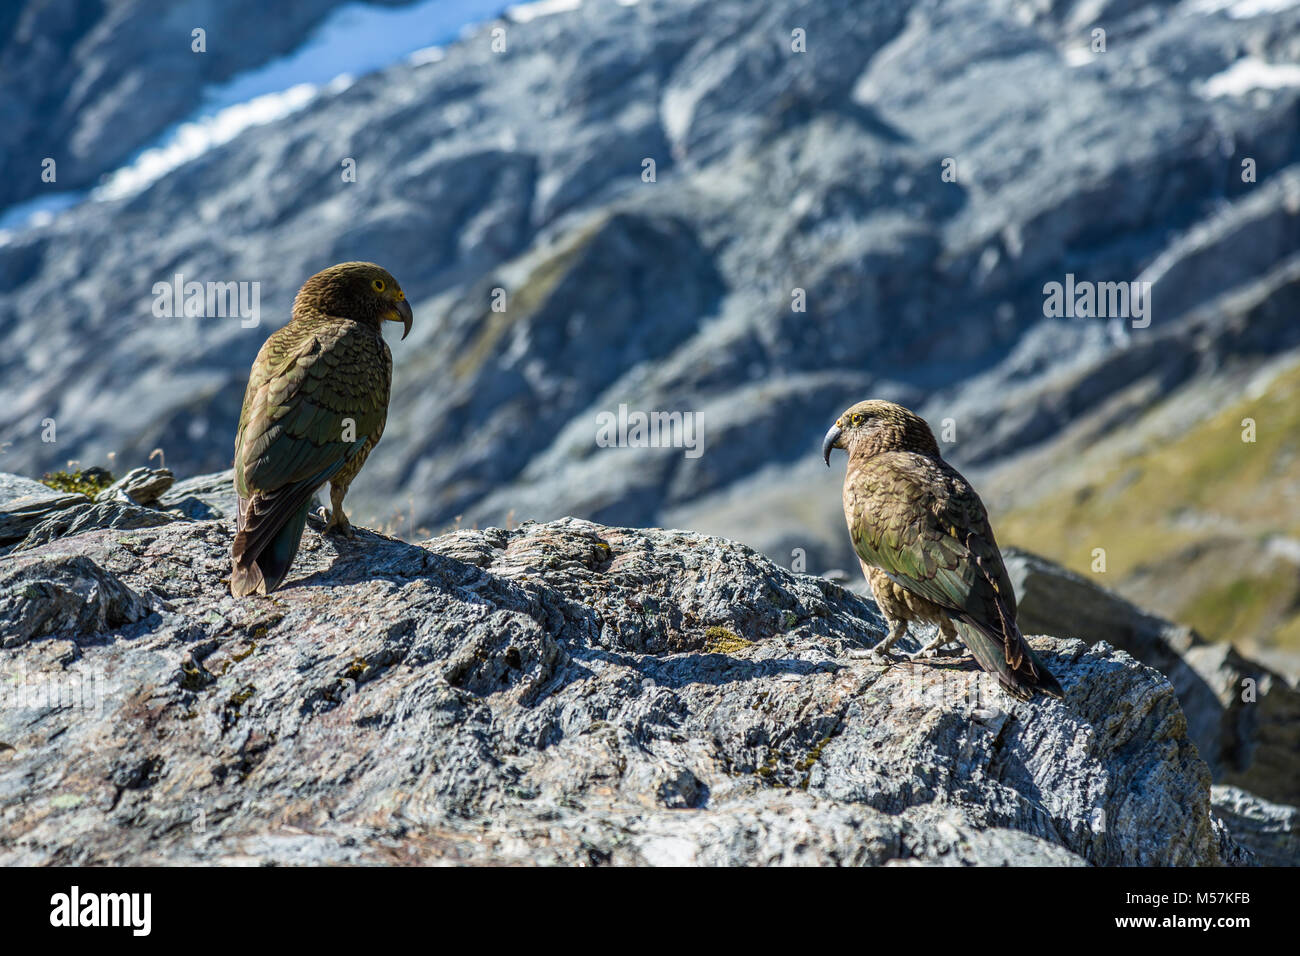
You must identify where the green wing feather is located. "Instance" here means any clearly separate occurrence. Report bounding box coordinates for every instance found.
[230,318,390,596]
[850,452,1062,700]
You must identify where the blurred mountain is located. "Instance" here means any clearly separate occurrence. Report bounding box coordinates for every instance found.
[2,0,1298,649]
[991,320,1300,659]
[0,0,409,211]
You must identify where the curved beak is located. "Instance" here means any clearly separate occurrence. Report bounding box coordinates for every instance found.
[393,298,413,340]
[822,423,843,467]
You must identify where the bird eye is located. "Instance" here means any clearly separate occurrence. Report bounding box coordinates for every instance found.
[372,278,386,292]
[852,414,863,425]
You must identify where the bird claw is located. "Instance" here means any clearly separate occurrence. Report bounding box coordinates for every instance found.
[849,647,898,664]
[318,507,354,539]
[911,633,958,659]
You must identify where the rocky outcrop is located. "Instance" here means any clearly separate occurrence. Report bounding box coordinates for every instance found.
[94,466,174,506]
[0,473,88,545]
[0,554,150,648]
[1211,786,1300,868]
[157,469,237,521]
[0,488,1257,865]
[1,468,189,554]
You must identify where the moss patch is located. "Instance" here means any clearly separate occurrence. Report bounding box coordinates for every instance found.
[703,626,753,655]
[40,468,114,498]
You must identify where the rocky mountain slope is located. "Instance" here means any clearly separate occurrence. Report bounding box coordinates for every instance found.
[2,2,1298,660]
[992,343,1300,660]
[0,0,519,213]
[0,468,1274,865]
[1005,547,1300,810]
[0,0,376,211]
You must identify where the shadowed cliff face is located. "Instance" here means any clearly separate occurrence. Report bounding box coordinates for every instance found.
[0,489,1258,865]
[2,0,1299,581]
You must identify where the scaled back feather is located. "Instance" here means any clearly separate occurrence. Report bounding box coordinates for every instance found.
[825,400,1064,700]
[230,261,412,596]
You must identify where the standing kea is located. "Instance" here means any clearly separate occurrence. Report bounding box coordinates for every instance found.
[823,400,1063,700]
[230,261,413,597]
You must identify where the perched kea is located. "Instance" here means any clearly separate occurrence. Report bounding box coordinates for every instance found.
[230,262,413,597]
[823,400,1063,701]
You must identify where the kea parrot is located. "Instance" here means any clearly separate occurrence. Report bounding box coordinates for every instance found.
[230,261,413,597]
[823,399,1064,701]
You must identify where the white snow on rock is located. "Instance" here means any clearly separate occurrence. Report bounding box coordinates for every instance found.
[1197,56,1300,97]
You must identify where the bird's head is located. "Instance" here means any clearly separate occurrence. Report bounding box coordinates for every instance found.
[293,261,413,339]
[822,399,940,466]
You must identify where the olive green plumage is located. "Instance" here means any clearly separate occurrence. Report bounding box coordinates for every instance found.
[230,262,413,597]
[823,400,1063,701]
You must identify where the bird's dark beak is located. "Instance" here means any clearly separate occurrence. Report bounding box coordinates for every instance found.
[822,423,843,467]
[391,298,413,340]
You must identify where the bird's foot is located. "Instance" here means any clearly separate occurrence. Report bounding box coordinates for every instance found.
[911,635,955,659]
[849,647,896,662]
[848,648,901,668]
[853,633,905,663]
[318,507,354,539]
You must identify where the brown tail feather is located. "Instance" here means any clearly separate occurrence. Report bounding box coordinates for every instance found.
[953,617,1064,701]
[230,444,362,597]
[230,554,266,597]
[230,481,319,596]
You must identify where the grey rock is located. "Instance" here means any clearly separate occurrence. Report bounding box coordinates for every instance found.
[0,554,150,648]
[0,512,1250,865]
[610,798,1088,867]
[1005,547,1300,808]
[1211,785,1299,867]
[0,473,68,505]
[95,466,174,506]
[14,500,178,552]
[0,472,88,545]
[1137,167,1300,326]
[157,468,237,520]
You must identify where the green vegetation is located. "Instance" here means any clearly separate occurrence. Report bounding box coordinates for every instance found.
[997,360,1300,651]
[452,216,605,381]
[703,626,753,654]
[40,468,114,498]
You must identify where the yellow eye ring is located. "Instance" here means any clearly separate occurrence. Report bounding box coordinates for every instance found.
[372,278,386,292]
[852,414,863,425]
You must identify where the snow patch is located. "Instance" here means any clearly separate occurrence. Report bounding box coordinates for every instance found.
[0,193,83,242]
[95,84,321,202]
[206,0,506,112]
[1188,0,1300,17]
[0,0,509,231]
[506,0,583,23]
[408,45,445,66]
[1197,57,1300,97]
